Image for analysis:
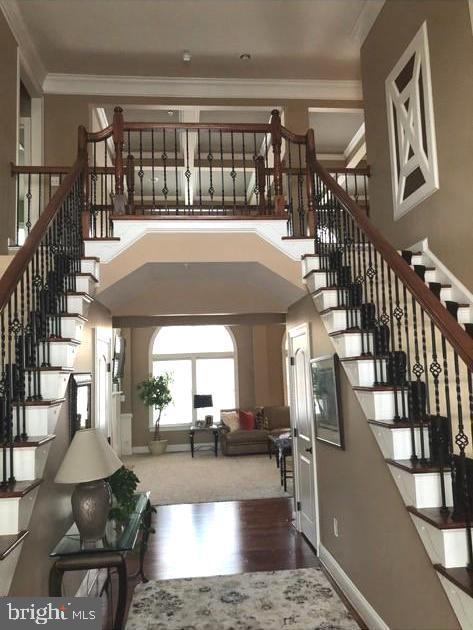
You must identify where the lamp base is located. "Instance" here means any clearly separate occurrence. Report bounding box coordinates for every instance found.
[71,480,112,542]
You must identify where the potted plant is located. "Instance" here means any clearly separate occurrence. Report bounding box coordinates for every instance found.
[107,465,140,540]
[138,373,173,455]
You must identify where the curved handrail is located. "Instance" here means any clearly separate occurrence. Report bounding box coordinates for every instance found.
[0,155,86,312]
[87,126,113,143]
[313,158,473,370]
[280,127,306,144]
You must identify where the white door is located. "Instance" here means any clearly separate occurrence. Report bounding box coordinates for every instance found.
[94,330,112,439]
[288,324,318,549]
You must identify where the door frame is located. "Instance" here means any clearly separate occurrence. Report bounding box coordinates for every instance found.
[94,327,112,439]
[288,322,320,552]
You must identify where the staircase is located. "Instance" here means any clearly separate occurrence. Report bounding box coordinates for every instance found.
[300,161,473,629]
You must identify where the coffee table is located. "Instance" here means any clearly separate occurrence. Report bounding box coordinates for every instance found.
[189,424,220,457]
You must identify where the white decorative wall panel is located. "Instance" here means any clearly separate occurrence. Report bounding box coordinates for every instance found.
[386,22,439,218]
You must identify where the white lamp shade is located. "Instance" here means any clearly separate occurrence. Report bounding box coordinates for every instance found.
[55,428,122,484]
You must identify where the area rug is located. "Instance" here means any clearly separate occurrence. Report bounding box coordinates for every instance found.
[126,567,359,630]
[122,453,293,505]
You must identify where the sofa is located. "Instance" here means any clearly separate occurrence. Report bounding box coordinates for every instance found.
[220,406,290,456]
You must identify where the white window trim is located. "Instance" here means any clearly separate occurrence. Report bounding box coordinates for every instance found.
[148,326,238,429]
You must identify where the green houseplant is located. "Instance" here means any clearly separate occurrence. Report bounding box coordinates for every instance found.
[138,373,173,455]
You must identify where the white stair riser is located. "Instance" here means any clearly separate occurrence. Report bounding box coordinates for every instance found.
[75,276,96,295]
[424,270,440,284]
[369,424,429,460]
[438,574,473,630]
[29,371,70,400]
[0,444,50,482]
[305,272,328,293]
[0,487,39,535]
[321,310,360,335]
[59,317,85,340]
[458,306,473,325]
[332,333,373,359]
[81,259,99,279]
[342,358,386,387]
[301,257,321,276]
[40,343,77,368]
[388,465,453,509]
[14,403,62,436]
[312,290,340,312]
[355,389,407,421]
[411,515,470,568]
[66,295,91,316]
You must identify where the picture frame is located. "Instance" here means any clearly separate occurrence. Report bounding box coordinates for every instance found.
[68,372,92,442]
[205,415,213,427]
[310,353,344,449]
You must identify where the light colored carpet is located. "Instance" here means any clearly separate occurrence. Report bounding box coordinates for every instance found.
[122,452,293,505]
[126,567,359,630]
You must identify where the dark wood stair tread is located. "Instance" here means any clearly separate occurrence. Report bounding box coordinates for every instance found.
[386,459,447,474]
[81,256,100,261]
[435,565,473,597]
[53,313,88,321]
[407,506,467,529]
[0,530,29,560]
[75,272,99,283]
[368,419,423,429]
[0,479,42,498]
[17,398,65,407]
[301,253,318,259]
[340,354,387,362]
[65,291,94,300]
[7,435,55,448]
[320,306,361,315]
[83,237,120,241]
[48,337,81,345]
[281,236,313,240]
[329,327,363,337]
[34,366,73,373]
[353,385,402,392]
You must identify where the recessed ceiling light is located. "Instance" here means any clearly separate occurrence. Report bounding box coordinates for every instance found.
[182,50,192,63]
[240,53,251,61]
[167,110,174,117]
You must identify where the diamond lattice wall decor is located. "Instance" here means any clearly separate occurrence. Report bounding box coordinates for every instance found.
[385,22,439,219]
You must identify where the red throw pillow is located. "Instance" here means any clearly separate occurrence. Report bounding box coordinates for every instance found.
[239,410,255,431]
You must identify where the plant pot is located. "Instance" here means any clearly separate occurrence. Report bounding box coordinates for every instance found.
[148,439,168,455]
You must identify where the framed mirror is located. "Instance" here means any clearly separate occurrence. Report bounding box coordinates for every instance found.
[69,372,92,441]
[310,354,344,449]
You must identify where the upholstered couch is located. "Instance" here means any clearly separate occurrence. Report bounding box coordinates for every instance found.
[220,406,290,456]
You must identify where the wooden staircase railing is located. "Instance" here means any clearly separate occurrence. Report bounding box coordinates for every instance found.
[0,131,88,487]
[310,156,473,569]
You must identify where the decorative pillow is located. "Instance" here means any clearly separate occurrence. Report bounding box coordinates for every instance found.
[221,410,240,432]
[239,410,255,431]
[254,408,265,430]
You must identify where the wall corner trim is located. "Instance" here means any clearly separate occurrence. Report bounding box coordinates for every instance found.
[319,544,390,630]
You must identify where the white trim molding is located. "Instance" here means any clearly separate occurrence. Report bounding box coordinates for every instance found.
[0,1,47,95]
[385,22,439,220]
[319,544,389,630]
[43,73,362,101]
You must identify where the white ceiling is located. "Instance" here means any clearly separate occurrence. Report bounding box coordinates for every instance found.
[11,0,384,80]
[97,261,305,316]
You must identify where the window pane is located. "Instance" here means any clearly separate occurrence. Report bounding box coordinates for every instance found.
[153,359,192,425]
[153,325,233,355]
[196,358,236,422]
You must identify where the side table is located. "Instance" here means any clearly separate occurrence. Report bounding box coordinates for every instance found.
[49,492,153,630]
[189,424,220,457]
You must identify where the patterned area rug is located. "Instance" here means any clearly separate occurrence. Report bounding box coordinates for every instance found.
[126,567,359,629]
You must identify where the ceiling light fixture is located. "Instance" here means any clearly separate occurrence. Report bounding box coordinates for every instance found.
[167,110,174,117]
[240,53,251,61]
[182,50,192,63]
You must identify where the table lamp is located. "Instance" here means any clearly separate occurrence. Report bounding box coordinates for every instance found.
[55,428,122,542]
[193,394,213,425]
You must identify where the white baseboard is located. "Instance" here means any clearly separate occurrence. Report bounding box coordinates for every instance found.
[132,442,213,455]
[319,544,389,630]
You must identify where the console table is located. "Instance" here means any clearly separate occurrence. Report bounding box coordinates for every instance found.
[49,491,153,630]
[189,424,220,457]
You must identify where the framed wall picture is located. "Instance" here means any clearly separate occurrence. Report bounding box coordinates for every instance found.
[310,354,344,449]
[69,372,92,441]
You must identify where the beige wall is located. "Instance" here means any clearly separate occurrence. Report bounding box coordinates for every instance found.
[287,294,459,630]
[362,0,473,290]
[122,320,285,448]
[0,13,18,251]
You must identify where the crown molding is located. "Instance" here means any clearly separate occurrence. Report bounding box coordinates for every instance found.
[351,0,385,45]
[0,1,46,95]
[42,73,363,101]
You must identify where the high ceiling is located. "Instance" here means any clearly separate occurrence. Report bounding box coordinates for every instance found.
[13,0,384,80]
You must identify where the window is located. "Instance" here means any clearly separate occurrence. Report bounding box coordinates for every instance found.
[151,326,236,427]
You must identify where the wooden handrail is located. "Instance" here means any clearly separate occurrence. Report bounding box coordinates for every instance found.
[123,121,271,132]
[87,126,113,143]
[0,156,86,312]
[313,159,473,370]
[11,164,114,175]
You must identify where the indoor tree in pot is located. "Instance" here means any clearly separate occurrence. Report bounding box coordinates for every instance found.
[138,373,173,455]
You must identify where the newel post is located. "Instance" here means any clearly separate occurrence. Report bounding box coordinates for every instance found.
[270,109,285,216]
[112,106,126,215]
[305,128,317,237]
[77,125,90,240]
